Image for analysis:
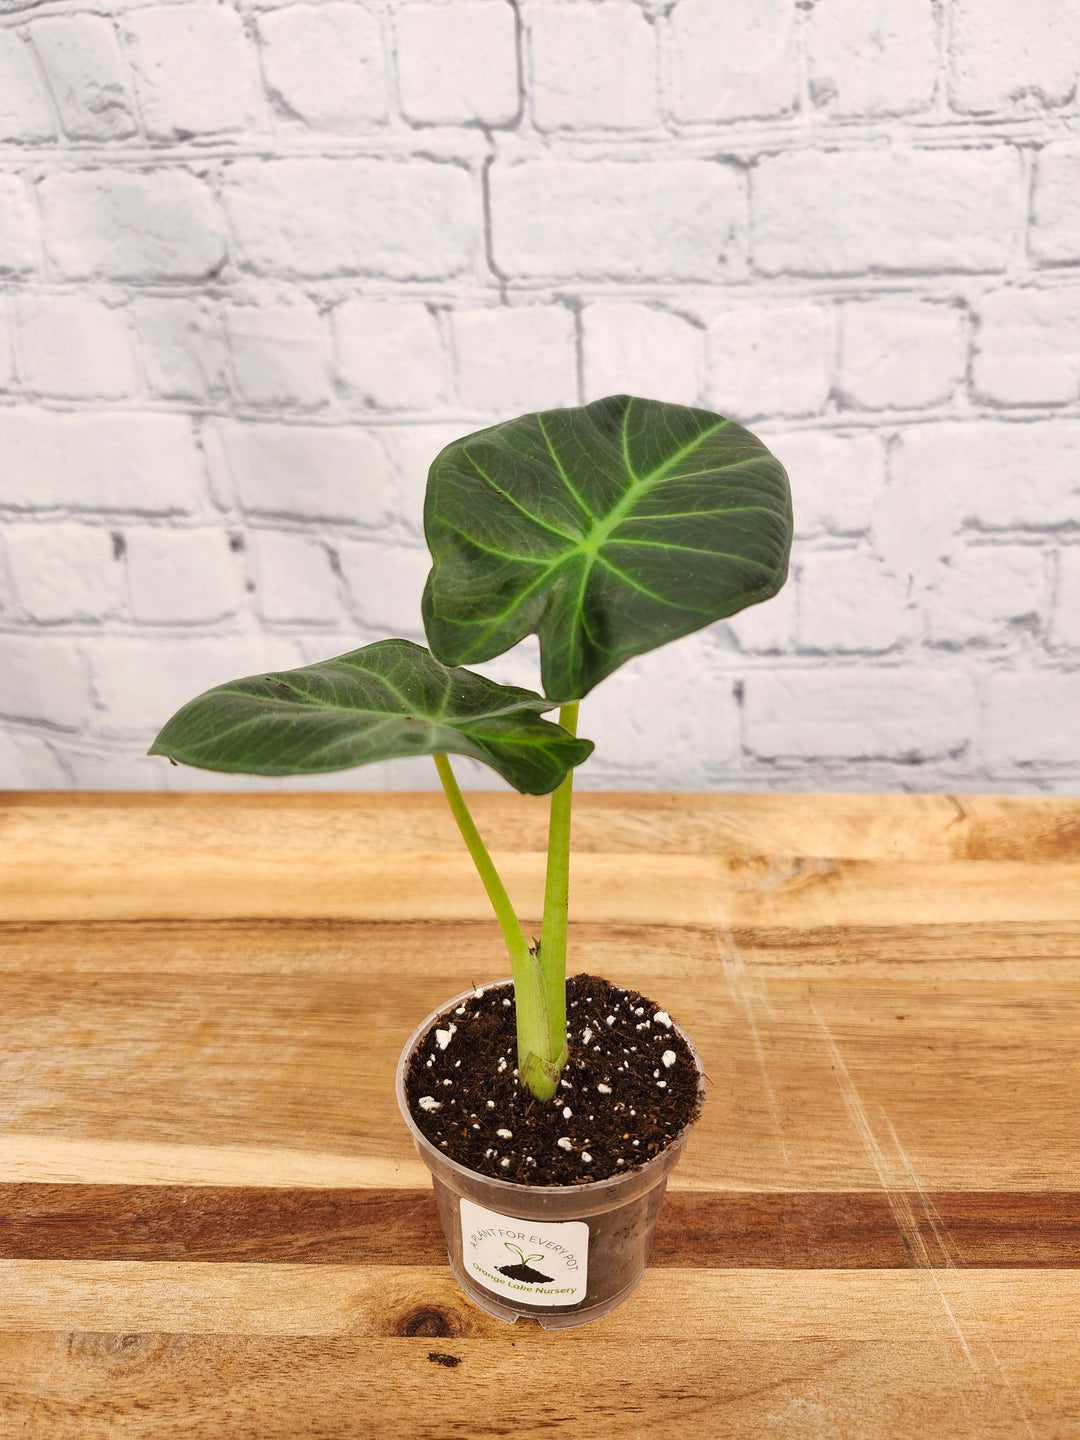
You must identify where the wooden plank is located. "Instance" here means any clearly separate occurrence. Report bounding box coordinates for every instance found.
[2,1186,1079,1268]
[3,955,1079,1191]
[2,1322,1074,1440]
[3,917,1079,983]
[4,790,1079,860]
[2,1262,1079,1340]
[5,846,1080,925]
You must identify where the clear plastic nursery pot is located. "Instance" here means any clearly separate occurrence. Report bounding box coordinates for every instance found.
[396,982,706,1330]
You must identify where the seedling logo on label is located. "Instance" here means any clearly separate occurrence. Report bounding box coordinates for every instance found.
[459,1199,589,1307]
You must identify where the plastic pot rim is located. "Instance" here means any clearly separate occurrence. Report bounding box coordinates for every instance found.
[395,977,707,1204]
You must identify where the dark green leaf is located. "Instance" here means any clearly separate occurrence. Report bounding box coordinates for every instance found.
[422,394,792,701]
[148,639,594,796]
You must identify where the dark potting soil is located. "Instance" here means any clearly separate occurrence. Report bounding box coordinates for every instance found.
[404,973,703,1186]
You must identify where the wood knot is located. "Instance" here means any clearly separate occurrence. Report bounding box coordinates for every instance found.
[397,1306,461,1338]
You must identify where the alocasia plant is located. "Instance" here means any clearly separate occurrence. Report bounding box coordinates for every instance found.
[150,394,792,1102]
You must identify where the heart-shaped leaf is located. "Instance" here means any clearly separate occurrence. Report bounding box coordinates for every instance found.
[423,394,792,701]
[148,639,594,795]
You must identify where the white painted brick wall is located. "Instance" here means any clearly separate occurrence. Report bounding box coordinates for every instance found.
[16,295,140,401]
[0,0,1078,795]
[258,5,389,134]
[528,3,657,133]
[40,169,226,281]
[397,2,519,127]
[806,0,937,119]
[0,31,56,143]
[123,6,262,141]
[29,15,136,141]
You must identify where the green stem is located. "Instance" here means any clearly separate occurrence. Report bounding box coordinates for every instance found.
[433,753,552,1093]
[537,701,579,1091]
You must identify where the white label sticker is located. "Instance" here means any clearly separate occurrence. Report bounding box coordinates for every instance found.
[459,1198,589,1307]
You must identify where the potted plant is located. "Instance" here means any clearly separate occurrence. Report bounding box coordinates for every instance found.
[150,393,792,1328]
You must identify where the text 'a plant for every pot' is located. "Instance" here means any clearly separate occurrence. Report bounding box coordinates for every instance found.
[150,395,793,1328]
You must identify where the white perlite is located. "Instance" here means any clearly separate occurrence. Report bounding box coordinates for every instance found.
[653,1012,672,1029]
[496,1127,512,1139]
[597,1083,612,1094]
[418,1096,441,1112]
[581,1027,593,1045]
[662,1050,677,1068]
[1,11,1076,794]
[562,1106,572,1119]
[434,1024,456,1050]
[557,1137,573,1150]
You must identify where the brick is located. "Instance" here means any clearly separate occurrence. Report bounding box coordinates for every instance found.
[491,159,742,280]
[582,302,703,406]
[982,672,1080,765]
[925,544,1046,647]
[127,528,242,625]
[29,15,136,141]
[0,30,56,141]
[0,635,87,730]
[806,0,936,117]
[753,148,1020,276]
[950,0,1080,114]
[876,420,1080,584]
[1051,547,1080,648]
[529,3,657,131]
[669,0,796,122]
[768,431,887,539]
[223,159,473,280]
[338,538,431,637]
[0,409,203,514]
[397,2,518,126]
[123,6,261,140]
[903,420,1080,531]
[745,669,974,760]
[251,531,342,625]
[89,635,305,735]
[452,305,576,413]
[16,295,140,401]
[334,300,446,411]
[797,549,913,653]
[1032,143,1080,265]
[0,175,36,277]
[258,4,387,132]
[0,730,68,789]
[212,422,392,526]
[581,637,739,785]
[974,288,1080,406]
[725,578,795,653]
[839,299,966,410]
[6,523,124,622]
[40,169,226,283]
[708,304,832,419]
[226,300,331,411]
[133,297,230,402]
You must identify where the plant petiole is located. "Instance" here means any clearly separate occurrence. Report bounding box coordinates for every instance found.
[432,752,555,1096]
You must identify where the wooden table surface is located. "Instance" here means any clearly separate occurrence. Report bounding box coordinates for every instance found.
[2,790,1079,1438]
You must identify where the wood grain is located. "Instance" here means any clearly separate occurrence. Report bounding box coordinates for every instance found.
[2,1186,1079,1268]
[2,791,1078,1438]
